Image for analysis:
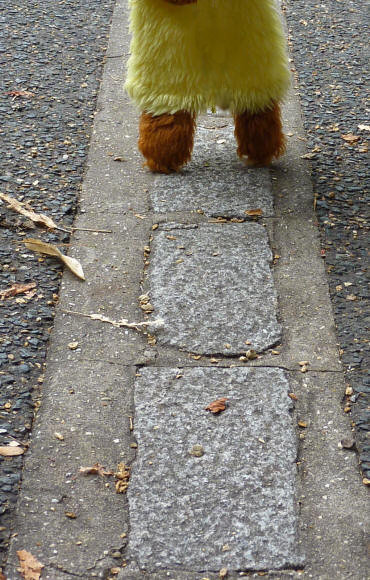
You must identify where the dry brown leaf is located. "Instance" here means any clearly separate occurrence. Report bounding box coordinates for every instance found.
[0,193,57,229]
[23,238,85,280]
[341,133,360,144]
[6,90,34,98]
[205,397,228,414]
[79,463,114,477]
[0,445,24,457]
[288,393,298,401]
[0,282,36,300]
[115,462,130,494]
[219,567,228,579]
[65,511,77,519]
[298,420,308,428]
[0,571,6,580]
[17,550,44,580]
[245,208,263,217]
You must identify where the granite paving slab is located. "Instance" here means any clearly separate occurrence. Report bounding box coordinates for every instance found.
[127,366,301,572]
[148,223,281,354]
[151,124,272,217]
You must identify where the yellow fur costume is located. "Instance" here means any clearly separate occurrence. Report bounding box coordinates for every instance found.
[125,0,290,116]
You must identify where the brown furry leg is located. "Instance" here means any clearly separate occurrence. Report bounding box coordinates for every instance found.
[234,103,286,166]
[138,110,196,173]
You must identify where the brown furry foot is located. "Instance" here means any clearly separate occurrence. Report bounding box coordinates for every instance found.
[234,103,286,166]
[138,110,196,173]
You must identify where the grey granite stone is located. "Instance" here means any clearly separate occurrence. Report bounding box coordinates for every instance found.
[148,223,281,354]
[127,366,301,572]
[151,124,272,217]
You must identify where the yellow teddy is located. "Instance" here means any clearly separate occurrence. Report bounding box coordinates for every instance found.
[125,0,290,173]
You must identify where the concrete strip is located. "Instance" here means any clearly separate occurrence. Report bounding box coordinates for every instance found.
[151,123,273,218]
[148,223,281,355]
[6,361,135,579]
[128,366,301,572]
[290,371,369,579]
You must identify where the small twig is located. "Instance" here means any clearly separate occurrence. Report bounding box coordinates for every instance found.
[57,226,113,234]
[61,309,164,333]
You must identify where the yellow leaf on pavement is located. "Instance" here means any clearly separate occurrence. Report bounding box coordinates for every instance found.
[23,238,85,280]
[0,192,57,229]
[0,445,24,457]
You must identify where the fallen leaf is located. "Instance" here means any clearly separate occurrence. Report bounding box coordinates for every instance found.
[346,294,357,301]
[245,208,263,217]
[288,393,298,401]
[298,421,308,428]
[362,478,370,486]
[68,341,79,350]
[0,282,36,300]
[205,397,228,414]
[219,568,228,579]
[23,238,85,280]
[301,152,317,159]
[0,445,24,457]
[115,462,130,493]
[358,124,370,131]
[79,463,114,477]
[0,193,57,229]
[341,133,360,144]
[5,90,34,98]
[65,511,77,519]
[17,550,44,580]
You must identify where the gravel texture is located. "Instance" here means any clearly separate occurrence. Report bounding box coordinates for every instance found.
[284,0,369,478]
[0,0,115,565]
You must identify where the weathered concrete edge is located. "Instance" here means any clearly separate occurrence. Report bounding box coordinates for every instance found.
[5,0,146,578]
